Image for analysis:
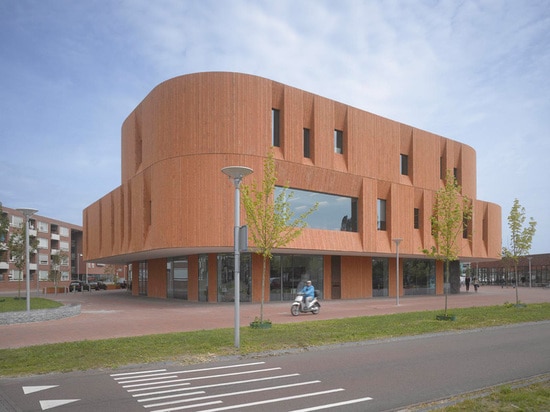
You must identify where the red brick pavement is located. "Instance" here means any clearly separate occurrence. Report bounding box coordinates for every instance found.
[1,286,548,349]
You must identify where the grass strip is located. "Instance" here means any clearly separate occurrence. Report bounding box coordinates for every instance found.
[1,302,548,377]
[0,297,63,312]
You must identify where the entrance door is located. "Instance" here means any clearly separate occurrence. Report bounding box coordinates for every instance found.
[171,258,188,300]
[331,256,341,299]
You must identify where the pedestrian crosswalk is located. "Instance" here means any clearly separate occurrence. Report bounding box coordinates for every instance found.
[111,361,372,411]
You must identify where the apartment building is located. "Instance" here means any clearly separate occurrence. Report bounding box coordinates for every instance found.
[84,72,502,302]
[0,205,112,293]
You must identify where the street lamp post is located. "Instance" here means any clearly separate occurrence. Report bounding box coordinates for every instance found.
[16,208,38,312]
[77,253,82,281]
[221,166,253,348]
[392,238,403,306]
[528,257,532,288]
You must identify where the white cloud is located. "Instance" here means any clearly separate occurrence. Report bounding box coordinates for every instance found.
[1,0,548,252]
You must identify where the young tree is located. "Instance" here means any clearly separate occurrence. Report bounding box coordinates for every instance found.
[104,264,117,282]
[502,198,537,305]
[7,224,39,299]
[241,151,318,323]
[0,203,9,277]
[423,169,473,316]
[50,250,68,294]
[0,203,8,243]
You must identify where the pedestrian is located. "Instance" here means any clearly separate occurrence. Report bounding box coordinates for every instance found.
[465,275,471,292]
[473,277,479,292]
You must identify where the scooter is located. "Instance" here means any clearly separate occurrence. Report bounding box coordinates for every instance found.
[291,291,321,316]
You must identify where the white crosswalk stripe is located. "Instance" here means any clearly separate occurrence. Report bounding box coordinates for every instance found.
[111,361,373,411]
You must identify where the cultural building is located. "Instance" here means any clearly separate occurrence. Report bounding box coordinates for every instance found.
[83,72,501,302]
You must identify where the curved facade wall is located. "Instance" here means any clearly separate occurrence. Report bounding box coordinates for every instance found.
[84,72,501,301]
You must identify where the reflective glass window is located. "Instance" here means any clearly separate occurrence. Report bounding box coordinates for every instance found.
[270,254,323,301]
[372,258,389,297]
[403,259,435,295]
[217,253,251,302]
[275,187,357,232]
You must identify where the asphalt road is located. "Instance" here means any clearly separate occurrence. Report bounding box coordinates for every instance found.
[1,321,549,411]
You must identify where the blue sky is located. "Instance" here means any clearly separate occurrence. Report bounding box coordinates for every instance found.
[1,0,548,254]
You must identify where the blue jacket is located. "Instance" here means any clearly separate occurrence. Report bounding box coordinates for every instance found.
[300,285,314,299]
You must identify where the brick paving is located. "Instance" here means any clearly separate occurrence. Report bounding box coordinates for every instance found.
[0,286,548,349]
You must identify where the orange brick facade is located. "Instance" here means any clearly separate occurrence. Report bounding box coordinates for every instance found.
[83,72,501,302]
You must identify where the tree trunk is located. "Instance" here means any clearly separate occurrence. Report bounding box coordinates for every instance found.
[260,256,267,322]
[450,260,461,294]
[515,263,519,305]
[444,260,449,315]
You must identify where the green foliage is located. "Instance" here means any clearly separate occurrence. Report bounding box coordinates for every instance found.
[241,151,318,322]
[423,169,472,314]
[6,222,39,298]
[0,203,9,242]
[502,199,537,263]
[443,381,550,411]
[1,303,549,377]
[241,151,318,260]
[424,169,472,262]
[49,250,68,290]
[502,198,537,305]
[0,297,63,312]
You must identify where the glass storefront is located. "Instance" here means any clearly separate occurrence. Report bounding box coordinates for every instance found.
[198,254,208,302]
[275,187,357,232]
[138,261,148,296]
[217,253,252,302]
[167,258,188,300]
[269,254,324,301]
[372,258,389,297]
[403,259,436,295]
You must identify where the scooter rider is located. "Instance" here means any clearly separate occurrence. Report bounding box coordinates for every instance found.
[300,280,315,309]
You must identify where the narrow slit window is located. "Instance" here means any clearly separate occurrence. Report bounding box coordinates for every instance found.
[303,128,311,158]
[334,129,343,154]
[272,109,280,147]
[414,208,420,229]
[377,199,387,231]
[400,154,409,175]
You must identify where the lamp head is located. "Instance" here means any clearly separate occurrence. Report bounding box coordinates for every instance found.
[16,208,38,218]
[221,166,253,180]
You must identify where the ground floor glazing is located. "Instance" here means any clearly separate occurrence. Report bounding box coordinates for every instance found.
[128,253,440,302]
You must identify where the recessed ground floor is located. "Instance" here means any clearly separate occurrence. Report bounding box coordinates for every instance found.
[128,253,455,302]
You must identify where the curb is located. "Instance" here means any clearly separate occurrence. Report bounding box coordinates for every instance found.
[0,304,81,325]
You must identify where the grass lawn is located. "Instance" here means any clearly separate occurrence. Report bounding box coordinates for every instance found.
[432,380,550,411]
[1,302,549,377]
[0,296,63,312]
[1,300,548,410]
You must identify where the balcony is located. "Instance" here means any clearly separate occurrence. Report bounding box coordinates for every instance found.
[0,262,8,270]
[51,233,60,241]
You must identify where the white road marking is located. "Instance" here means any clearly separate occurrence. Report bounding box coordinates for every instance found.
[290,397,374,411]
[128,373,299,394]
[111,369,167,377]
[141,380,321,408]
[117,375,179,384]
[126,367,282,390]
[22,386,58,394]
[157,389,345,412]
[111,362,265,379]
[39,399,80,410]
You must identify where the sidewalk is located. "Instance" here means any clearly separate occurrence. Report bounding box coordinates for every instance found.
[1,286,549,349]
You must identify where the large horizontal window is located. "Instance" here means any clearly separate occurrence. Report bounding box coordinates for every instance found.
[275,187,357,232]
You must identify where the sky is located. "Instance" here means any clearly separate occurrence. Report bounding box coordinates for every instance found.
[1,0,549,254]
